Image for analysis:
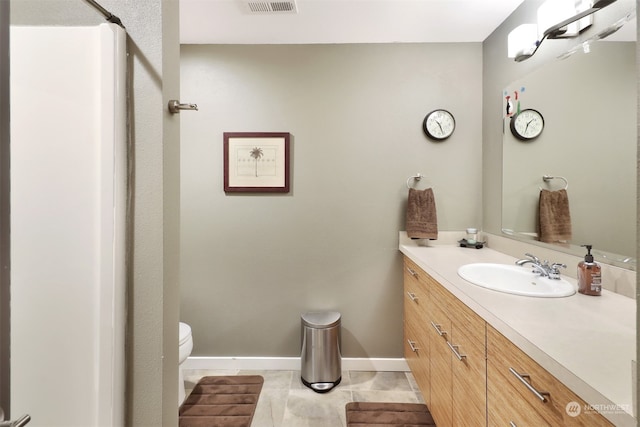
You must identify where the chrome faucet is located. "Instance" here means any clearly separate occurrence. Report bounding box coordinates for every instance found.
[515,253,540,267]
[515,253,566,280]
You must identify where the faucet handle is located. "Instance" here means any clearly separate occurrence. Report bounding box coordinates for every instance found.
[549,263,567,279]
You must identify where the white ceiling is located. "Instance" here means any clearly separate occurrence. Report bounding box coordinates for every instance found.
[179,0,526,44]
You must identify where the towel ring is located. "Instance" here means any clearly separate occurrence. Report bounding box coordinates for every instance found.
[406,173,424,189]
[540,175,568,190]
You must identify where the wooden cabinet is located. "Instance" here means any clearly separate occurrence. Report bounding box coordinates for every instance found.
[403,257,432,406]
[403,256,486,427]
[487,325,614,427]
[402,255,614,427]
[428,274,487,427]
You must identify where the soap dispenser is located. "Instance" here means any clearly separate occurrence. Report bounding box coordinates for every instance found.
[577,244,601,296]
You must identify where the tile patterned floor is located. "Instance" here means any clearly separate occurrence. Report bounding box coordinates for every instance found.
[183,369,424,427]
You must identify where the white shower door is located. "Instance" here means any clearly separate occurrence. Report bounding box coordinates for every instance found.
[9,24,126,426]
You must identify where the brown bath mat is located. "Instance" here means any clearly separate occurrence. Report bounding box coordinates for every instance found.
[346,401,436,426]
[179,375,263,427]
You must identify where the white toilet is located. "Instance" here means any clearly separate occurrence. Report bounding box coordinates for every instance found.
[178,322,194,405]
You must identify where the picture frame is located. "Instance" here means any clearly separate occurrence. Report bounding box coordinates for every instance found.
[223,132,291,193]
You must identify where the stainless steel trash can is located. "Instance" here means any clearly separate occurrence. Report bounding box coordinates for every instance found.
[301,311,341,393]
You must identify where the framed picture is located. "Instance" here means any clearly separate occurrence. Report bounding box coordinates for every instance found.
[223,132,291,193]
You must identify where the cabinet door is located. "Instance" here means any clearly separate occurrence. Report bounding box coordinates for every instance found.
[429,303,452,427]
[451,324,486,426]
[488,358,552,427]
[487,326,614,427]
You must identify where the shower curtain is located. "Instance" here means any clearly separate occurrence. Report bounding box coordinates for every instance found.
[10,23,126,426]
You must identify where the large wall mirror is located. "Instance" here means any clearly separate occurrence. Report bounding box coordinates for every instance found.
[502,14,636,270]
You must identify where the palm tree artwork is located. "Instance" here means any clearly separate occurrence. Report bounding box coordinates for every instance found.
[249,147,263,177]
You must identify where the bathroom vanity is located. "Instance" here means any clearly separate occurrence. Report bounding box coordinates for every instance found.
[400,233,636,427]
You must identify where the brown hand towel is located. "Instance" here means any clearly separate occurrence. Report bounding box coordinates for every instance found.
[538,189,572,243]
[406,187,438,240]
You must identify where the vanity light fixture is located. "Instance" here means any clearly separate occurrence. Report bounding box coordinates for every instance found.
[507,24,538,59]
[556,7,633,60]
[508,0,618,62]
[537,0,593,40]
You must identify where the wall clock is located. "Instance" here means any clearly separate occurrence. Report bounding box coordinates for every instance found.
[510,108,544,141]
[423,109,455,141]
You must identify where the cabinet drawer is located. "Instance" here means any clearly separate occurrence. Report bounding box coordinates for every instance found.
[404,257,431,288]
[404,258,430,315]
[404,305,430,360]
[403,283,429,319]
[404,313,431,406]
[487,326,613,427]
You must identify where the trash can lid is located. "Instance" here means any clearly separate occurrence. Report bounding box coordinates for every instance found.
[301,311,341,328]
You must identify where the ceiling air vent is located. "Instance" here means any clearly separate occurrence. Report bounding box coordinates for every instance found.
[247,1,298,13]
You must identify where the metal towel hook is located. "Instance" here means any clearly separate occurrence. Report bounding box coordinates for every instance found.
[406,173,424,189]
[540,175,568,190]
[168,100,198,114]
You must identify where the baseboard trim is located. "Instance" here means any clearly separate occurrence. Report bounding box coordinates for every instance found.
[183,356,409,372]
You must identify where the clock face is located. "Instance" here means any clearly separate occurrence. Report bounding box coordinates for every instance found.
[423,109,455,140]
[510,109,544,141]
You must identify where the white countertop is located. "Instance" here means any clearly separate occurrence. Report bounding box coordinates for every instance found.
[399,233,636,427]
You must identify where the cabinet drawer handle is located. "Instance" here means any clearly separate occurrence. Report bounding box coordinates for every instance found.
[446,341,466,360]
[406,267,418,278]
[509,367,550,402]
[407,339,419,352]
[509,422,517,427]
[430,321,447,337]
[406,292,418,302]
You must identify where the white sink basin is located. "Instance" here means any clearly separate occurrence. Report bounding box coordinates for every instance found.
[458,263,576,298]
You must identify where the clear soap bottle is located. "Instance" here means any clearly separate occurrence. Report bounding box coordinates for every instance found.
[577,244,601,296]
